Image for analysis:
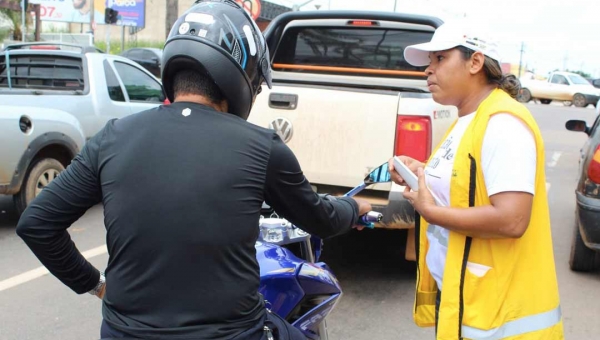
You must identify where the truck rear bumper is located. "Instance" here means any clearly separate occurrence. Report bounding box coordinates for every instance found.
[576,191,600,250]
[320,182,418,260]
[371,190,415,229]
[584,94,600,106]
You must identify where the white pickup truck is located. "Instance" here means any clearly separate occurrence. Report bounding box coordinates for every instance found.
[518,71,600,107]
[248,11,457,259]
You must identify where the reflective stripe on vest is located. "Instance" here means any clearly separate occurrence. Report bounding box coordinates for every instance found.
[427,225,448,247]
[461,306,561,340]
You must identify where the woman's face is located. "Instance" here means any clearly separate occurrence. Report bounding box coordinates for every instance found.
[424,48,471,106]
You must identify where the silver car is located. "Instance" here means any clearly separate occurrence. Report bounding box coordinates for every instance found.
[0,43,165,214]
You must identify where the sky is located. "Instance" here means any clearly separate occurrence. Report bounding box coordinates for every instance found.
[269,0,600,78]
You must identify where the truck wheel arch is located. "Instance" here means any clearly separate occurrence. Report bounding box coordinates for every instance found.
[3,132,79,196]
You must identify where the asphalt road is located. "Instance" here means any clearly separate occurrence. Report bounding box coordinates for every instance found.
[1,102,599,340]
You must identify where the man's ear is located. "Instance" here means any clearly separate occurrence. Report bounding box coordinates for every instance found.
[469,51,486,75]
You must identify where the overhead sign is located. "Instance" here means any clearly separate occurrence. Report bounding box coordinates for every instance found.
[105,0,145,27]
[235,0,261,21]
[28,0,105,24]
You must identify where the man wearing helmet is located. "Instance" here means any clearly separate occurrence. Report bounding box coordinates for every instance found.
[16,1,371,339]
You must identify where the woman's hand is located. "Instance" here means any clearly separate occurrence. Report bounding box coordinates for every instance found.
[388,156,424,187]
[402,168,437,220]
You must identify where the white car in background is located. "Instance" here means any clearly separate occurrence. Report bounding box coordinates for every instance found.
[518,71,600,107]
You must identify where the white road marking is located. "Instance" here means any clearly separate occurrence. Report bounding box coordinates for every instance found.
[548,151,562,168]
[0,244,107,292]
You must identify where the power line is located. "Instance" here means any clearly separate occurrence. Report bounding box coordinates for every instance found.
[518,42,525,78]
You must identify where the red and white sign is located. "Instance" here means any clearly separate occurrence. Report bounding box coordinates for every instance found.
[29,0,105,24]
[235,0,261,21]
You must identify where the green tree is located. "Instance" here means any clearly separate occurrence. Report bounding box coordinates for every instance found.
[566,69,592,79]
[0,0,32,41]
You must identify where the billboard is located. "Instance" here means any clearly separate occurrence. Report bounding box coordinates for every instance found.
[105,0,145,27]
[28,0,145,26]
[29,0,105,24]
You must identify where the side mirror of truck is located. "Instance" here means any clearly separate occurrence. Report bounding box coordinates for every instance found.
[566,120,590,136]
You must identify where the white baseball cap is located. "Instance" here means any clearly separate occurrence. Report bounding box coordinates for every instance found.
[404,21,501,67]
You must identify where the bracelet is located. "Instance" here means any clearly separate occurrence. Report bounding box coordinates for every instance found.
[88,271,106,296]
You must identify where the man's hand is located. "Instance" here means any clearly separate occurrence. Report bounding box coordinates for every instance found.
[388,155,424,186]
[352,197,372,231]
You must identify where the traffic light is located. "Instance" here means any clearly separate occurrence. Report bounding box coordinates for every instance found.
[104,8,119,24]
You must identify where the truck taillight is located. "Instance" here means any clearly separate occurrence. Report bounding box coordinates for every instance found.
[394,116,432,162]
[588,145,600,184]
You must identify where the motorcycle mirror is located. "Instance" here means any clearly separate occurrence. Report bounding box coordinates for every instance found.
[364,162,392,185]
[345,161,391,197]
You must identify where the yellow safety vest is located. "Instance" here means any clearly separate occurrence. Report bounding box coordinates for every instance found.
[414,89,564,339]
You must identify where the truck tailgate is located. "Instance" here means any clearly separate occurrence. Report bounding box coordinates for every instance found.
[248,85,398,188]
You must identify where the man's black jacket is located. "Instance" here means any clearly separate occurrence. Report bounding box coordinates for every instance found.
[16,102,359,339]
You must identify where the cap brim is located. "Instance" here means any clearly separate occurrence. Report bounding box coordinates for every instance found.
[404,41,461,67]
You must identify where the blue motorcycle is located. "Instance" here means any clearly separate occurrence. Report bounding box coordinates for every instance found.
[256,162,391,339]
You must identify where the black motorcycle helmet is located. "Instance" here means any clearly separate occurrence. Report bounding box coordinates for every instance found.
[161,0,272,120]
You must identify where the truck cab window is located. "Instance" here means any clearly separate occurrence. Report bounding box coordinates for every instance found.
[113,62,164,102]
[103,60,125,102]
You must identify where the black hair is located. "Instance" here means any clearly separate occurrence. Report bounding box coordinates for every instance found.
[172,69,224,104]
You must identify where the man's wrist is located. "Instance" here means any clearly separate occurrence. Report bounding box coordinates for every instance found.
[88,271,106,296]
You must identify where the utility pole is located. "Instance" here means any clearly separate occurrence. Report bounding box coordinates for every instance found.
[518,42,525,78]
[394,0,397,12]
[563,52,568,71]
[90,0,94,44]
[165,0,178,39]
[20,0,25,41]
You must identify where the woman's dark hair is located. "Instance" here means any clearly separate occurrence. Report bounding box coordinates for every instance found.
[456,46,521,99]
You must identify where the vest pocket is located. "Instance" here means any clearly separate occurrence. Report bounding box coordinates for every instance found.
[466,261,491,277]
[462,262,499,329]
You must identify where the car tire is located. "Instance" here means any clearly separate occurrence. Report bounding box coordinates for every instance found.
[13,158,65,216]
[573,93,587,108]
[569,217,597,272]
[540,99,552,105]
[517,88,532,103]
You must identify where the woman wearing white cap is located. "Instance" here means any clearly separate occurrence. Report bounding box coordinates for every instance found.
[389,21,564,339]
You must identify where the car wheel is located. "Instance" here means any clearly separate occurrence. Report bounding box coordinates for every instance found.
[569,217,597,272]
[573,93,587,108]
[540,99,552,105]
[13,158,65,215]
[517,88,532,103]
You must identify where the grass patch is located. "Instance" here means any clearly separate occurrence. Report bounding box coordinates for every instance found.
[0,29,10,42]
[95,39,164,54]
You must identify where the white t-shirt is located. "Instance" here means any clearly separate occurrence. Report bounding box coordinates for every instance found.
[424,113,537,290]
